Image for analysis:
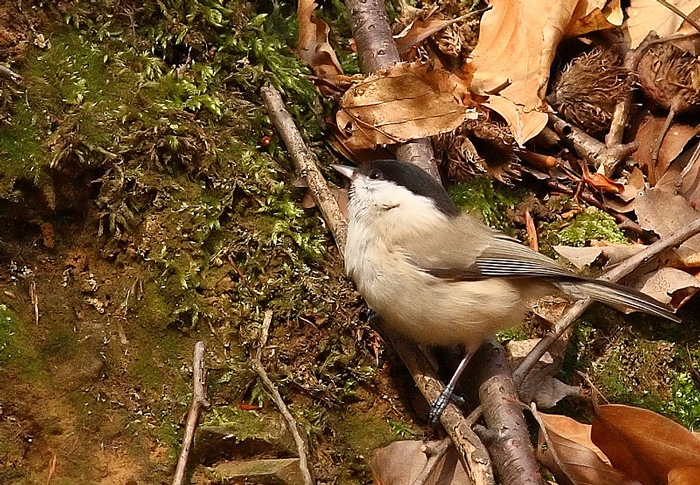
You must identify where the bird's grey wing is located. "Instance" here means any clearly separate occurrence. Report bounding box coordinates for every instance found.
[403,215,573,281]
[401,216,680,322]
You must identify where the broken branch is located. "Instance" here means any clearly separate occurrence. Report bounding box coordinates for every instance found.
[172,341,210,485]
[251,311,315,485]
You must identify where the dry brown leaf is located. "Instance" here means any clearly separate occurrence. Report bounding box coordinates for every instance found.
[537,413,641,485]
[506,340,580,408]
[469,0,585,144]
[668,466,700,484]
[370,440,470,485]
[297,0,344,81]
[592,404,700,485]
[553,243,647,270]
[633,186,700,266]
[566,0,624,37]
[334,61,477,151]
[395,15,458,55]
[634,266,700,308]
[656,141,700,209]
[624,0,700,49]
[632,114,698,186]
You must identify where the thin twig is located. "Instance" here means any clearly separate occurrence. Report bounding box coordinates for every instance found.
[549,113,638,175]
[411,438,451,485]
[514,216,700,386]
[261,85,348,255]
[172,341,210,485]
[251,310,315,485]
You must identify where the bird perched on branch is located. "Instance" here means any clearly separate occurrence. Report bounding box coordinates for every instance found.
[334,160,680,421]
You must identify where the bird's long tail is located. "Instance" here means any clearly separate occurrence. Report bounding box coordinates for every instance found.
[555,278,681,323]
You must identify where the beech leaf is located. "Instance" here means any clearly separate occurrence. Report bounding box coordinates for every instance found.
[370,440,470,485]
[592,404,700,485]
[335,61,477,151]
[469,0,582,144]
[537,412,641,485]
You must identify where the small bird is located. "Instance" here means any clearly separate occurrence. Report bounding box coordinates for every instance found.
[334,160,680,421]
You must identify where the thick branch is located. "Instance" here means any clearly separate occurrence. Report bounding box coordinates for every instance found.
[344,0,438,179]
[474,339,544,485]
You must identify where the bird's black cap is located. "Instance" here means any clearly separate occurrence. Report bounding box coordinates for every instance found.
[359,160,460,217]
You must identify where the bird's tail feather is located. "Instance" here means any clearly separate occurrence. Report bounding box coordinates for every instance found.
[556,278,680,323]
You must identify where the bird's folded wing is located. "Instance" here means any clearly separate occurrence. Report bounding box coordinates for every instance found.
[403,217,574,281]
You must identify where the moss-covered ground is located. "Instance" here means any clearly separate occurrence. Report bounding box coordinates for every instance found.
[0,1,699,484]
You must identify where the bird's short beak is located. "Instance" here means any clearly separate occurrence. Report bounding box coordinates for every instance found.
[331,164,358,180]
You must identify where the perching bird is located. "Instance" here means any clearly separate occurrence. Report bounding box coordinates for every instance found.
[334,160,680,421]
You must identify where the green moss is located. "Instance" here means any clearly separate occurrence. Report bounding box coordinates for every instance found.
[590,336,675,413]
[0,304,46,382]
[666,371,700,430]
[543,208,627,248]
[448,176,525,232]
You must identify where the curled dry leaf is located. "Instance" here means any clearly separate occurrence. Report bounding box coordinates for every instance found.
[370,440,470,485]
[469,0,617,145]
[334,61,477,152]
[506,339,580,408]
[656,141,700,209]
[297,0,344,81]
[632,115,698,186]
[537,412,641,485]
[668,466,700,485]
[592,404,700,485]
[623,0,700,49]
[554,242,647,270]
[566,0,624,38]
[633,186,700,267]
[632,266,700,308]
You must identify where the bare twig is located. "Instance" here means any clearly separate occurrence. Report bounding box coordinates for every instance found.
[514,216,700,386]
[172,341,210,485]
[261,85,348,255]
[549,113,638,175]
[251,311,315,485]
[411,438,451,485]
[29,280,39,326]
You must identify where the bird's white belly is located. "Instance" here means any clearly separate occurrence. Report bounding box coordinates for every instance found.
[345,231,542,350]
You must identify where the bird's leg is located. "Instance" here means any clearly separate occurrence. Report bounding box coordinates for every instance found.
[428,350,472,423]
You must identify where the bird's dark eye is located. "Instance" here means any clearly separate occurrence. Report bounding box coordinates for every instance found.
[369,169,383,180]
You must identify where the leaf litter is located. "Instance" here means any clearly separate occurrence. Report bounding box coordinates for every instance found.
[296,0,700,482]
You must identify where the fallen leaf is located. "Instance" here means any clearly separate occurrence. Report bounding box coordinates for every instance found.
[554,242,647,270]
[395,15,461,55]
[631,114,698,186]
[627,266,700,309]
[656,141,700,209]
[668,466,700,485]
[623,0,700,49]
[297,0,344,81]
[592,404,700,485]
[566,0,624,37]
[632,186,700,266]
[469,0,581,144]
[506,340,580,408]
[371,440,470,485]
[537,412,641,485]
[334,61,477,151]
